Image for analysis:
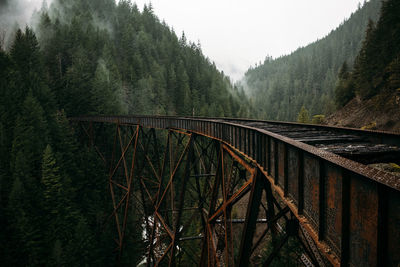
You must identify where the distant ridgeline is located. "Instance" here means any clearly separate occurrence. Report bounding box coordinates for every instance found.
[0,0,253,265]
[242,0,382,122]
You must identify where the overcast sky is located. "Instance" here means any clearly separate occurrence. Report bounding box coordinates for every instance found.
[133,0,363,81]
[1,0,364,81]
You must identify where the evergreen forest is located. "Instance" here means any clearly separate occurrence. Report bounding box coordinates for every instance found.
[0,0,252,265]
[242,0,382,121]
[334,0,400,108]
[1,0,399,265]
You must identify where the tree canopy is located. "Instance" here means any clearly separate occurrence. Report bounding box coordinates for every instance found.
[335,0,400,106]
[242,0,382,121]
[0,0,253,265]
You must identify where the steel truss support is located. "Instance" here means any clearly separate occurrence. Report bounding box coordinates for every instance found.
[77,122,326,266]
[108,124,140,260]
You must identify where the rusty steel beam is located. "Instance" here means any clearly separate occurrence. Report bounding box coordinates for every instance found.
[200,141,222,267]
[237,169,264,266]
[101,124,141,262]
[80,122,107,164]
[168,135,194,266]
[71,115,400,267]
[147,131,171,265]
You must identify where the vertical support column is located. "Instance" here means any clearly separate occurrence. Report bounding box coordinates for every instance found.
[256,132,261,164]
[318,159,326,241]
[340,170,350,266]
[147,130,170,266]
[284,144,289,197]
[246,129,249,155]
[264,174,277,236]
[239,127,242,152]
[200,140,222,267]
[251,130,255,160]
[262,135,266,170]
[253,131,257,162]
[274,140,279,184]
[238,169,264,266]
[267,137,271,175]
[377,184,388,267]
[169,134,195,266]
[298,150,304,214]
[105,123,141,263]
[235,126,238,148]
[120,125,139,259]
[109,124,122,252]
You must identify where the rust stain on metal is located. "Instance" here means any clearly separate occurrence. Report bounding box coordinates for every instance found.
[303,154,320,229]
[278,142,285,186]
[324,165,342,257]
[349,176,378,266]
[71,115,400,267]
[287,147,299,205]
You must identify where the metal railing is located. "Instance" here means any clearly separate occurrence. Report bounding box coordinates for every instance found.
[71,115,400,266]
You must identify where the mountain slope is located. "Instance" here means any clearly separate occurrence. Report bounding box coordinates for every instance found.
[325,96,400,131]
[328,0,400,132]
[35,0,251,118]
[242,0,381,121]
[0,0,253,265]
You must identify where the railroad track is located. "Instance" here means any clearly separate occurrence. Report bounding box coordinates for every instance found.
[217,118,400,165]
[71,115,400,266]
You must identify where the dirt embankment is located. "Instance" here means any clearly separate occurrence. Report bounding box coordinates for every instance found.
[325,93,400,175]
[324,93,400,132]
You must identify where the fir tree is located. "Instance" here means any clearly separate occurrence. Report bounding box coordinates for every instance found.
[297,106,310,123]
[42,145,63,217]
[11,92,47,178]
[335,61,355,107]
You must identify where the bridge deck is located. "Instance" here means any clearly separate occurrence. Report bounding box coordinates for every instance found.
[71,115,400,266]
[217,119,400,165]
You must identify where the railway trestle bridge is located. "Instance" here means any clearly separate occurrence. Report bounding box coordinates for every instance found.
[71,115,400,267]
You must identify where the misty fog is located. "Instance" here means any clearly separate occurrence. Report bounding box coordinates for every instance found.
[0,0,54,47]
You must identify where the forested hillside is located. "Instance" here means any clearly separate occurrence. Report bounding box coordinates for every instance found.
[242,0,381,121]
[328,0,400,131]
[335,0,400,104]
[0,0,251,265]
[36,0,250,117]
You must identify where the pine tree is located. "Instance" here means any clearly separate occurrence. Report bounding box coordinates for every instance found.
[42,144,62,216]
[90,59,119,115]
[48,110,81,194]
[65,216,96,265]
[167,65,177,113]
[0,0,253,264]
[41,144,80,264]
[63,46,93,116]
[11,92,47,178]
[353,19,377,99]
[7,176,30,265]
[297,106,310,123]
[338,61,350,80]
[335,61,355,107]
[0,121,7,205]
[9,93,48,265]
[335,0,400,102]
[10,27,55,115]
[387,56,400,91]
[243,0,383,120]
[183,76,192,115]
